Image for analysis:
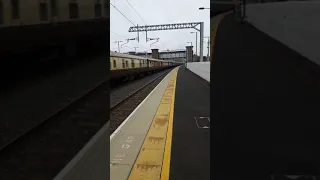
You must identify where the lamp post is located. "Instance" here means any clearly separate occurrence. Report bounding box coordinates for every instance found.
[187,42,193,62]
[190,32,198,58]
[203,37,210,62]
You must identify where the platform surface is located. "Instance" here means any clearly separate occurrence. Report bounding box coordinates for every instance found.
[186,62,210,82]
[211,13,320,178]
[52,65,211,180]
[169,67,210,180]
[246,1,320,65]
[110,67,179,180]
[109,66,210,180]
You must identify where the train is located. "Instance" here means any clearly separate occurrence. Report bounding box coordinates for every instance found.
[0,0,109,60]
[110,51,182,80]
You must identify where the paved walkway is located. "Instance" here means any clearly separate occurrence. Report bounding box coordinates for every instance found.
[169,67,210,180]
[212,13,320,178]
[186,62,210,82]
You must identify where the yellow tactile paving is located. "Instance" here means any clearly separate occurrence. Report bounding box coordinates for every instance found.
[128,67,180,180]
[160,70,178,180]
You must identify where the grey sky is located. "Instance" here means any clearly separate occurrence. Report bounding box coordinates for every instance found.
[110,0,210,56]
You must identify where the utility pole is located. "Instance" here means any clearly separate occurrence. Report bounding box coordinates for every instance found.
[114,41,123,53]
[191,32,198,57]
[133,47,139,53]
[199,22,204,62]
[207,39,210,62]
[185,50,188,68]
[137,24,139,42]
[203,37,210,62]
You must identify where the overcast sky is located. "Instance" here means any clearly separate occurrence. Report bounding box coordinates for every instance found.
[110,0,210,56]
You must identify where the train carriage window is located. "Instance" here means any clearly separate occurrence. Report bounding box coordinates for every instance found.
[122,59,125,68]
[131,59,134,68]
[0,1,3,25]
[11,0,19,19]
[39,2,49,21]
[94,0,102,18]
[69,0,79,19]
[140,60,142,67]
[126,60,128,68]
[113,59,116,68]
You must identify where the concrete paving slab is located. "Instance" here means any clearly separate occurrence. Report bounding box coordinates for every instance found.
[110,164,132,180]
[110,134,146,165]
[128,149,164,180]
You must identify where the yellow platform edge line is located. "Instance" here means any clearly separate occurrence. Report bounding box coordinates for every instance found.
[127,67,180,180]
[160,67,179,180]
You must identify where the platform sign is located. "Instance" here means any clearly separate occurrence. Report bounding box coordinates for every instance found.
[194,117,210,129]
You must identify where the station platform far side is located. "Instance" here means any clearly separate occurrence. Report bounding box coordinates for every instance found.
[186,62,210,82]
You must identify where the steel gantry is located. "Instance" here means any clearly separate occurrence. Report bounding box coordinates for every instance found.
[128,22,205,62]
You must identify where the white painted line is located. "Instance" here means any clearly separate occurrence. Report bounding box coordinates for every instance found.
[194,117,210,129]
[110,69,174,140]
[195,117,201,128]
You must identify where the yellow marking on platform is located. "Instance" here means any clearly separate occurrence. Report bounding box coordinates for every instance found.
[128,67,180,180]
[155,104,171,117]
[160,68,179,180]
[161,97,172,104]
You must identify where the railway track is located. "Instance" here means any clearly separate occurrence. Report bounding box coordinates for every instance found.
[110,69,171,134]
[110,69,170,110]
[0,68,171,180]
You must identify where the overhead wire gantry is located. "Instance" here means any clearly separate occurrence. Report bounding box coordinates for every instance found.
[128,22,204,62]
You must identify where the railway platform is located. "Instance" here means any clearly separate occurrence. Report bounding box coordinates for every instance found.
[110,66,210,180]
[186,62,210,82]
[211,10,320,179]
[53,66,210,180]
